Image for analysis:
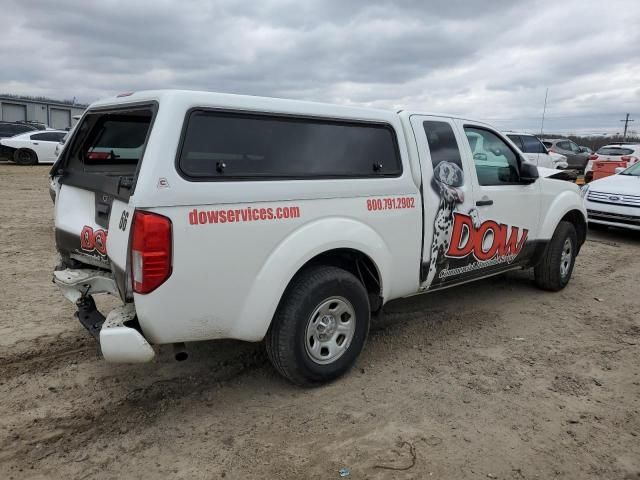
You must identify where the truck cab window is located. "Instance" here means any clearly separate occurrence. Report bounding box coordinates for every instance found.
[464,127,520,186]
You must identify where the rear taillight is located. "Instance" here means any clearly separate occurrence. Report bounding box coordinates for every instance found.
[589,154,598,160]
[131,211,172,294]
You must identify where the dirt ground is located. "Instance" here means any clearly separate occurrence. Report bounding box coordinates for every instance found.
[0,164,639,480]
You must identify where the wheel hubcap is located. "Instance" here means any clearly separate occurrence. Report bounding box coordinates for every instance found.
[305,297,356,365]
[560,238,573,278]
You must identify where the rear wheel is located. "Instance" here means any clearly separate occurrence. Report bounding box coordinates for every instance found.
[14,149,38,165]
[534,221,577,291]
[265,265,370,386]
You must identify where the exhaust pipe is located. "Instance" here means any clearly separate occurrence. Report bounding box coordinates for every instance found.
[173,342,189,362]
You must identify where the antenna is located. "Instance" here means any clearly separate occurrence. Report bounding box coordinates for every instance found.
[540,88,548,137]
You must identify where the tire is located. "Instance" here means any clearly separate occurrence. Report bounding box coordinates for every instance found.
[14,149,38,165]
[265,265,370,386]
[534,221,577,291]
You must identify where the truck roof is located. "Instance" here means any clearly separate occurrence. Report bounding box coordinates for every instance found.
[88,89,488,128]
[90,90,399,123]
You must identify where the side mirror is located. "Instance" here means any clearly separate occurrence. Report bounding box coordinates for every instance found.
[519,161,539,183]
[615,166,626,174]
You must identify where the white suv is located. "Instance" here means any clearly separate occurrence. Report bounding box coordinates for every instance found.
[582,161,640,230]
[504,132,568,169]
[50,90,586,385]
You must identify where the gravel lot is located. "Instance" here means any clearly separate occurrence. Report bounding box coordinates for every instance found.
[1,164,639,480]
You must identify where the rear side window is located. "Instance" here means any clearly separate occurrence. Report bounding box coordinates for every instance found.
[31,132,65,142]
[178,111,401,179]
[520,135,547,154]
[596,147,634,156]
[422,121,464,173]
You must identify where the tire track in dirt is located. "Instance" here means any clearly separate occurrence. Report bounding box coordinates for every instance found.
[0,335,97,380]
[0,344,269,465]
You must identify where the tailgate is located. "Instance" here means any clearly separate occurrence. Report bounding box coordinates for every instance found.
[52,103,156,299]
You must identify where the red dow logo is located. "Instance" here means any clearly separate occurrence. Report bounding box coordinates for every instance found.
[446,212,528,262]
[80,226,108,256]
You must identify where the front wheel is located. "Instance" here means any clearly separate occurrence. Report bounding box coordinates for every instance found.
[265,265,370,386]
[14,149,38,165]
[534,221,577,291]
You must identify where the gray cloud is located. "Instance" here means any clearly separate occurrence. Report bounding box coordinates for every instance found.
[1,0,639,134]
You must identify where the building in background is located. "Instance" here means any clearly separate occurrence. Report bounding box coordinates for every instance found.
[0,94,88,130]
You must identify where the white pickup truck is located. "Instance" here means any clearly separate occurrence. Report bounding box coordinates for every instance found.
[50,90,587,386]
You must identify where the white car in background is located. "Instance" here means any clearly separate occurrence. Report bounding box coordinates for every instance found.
[582,161,640,230]
[0,130,67,164]
[54,130,71,158]
[584,143,640,183]
[55,115,83,158]
[504,132,568,169]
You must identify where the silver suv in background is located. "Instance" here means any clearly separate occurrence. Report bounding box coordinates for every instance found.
[542,138,590,172]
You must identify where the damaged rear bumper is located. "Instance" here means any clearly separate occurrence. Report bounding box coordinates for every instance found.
[53,268,155,363]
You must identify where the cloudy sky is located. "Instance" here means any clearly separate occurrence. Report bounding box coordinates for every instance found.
[2,0,639,135]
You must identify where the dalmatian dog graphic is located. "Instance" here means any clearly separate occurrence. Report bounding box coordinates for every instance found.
[425,161,480,288]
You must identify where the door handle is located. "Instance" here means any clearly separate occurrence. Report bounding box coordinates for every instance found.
[32,142,39,145]
[476,199,493,206]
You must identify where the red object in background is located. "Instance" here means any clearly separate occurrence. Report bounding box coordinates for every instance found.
[592,160,628,180]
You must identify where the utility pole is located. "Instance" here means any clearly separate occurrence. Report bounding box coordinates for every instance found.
[540,88,548,137]
[620,113,634,141]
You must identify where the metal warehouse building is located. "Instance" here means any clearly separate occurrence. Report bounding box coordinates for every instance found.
[0,95,87,130]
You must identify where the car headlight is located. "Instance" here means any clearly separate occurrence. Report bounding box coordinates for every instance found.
[580,184,589,198]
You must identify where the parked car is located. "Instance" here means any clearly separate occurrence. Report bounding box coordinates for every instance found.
[584,144,640,182]
[504,132,568,169]
[542,138,590,172]
[0,130,67,164]
[17,120,48,131]
[50,90,586,386]
[0,121,38,139]
[54,116,84,158]
[579,146,593,155]
[582,161,640,230]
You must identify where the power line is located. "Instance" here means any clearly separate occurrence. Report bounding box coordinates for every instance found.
[620,113,634,141]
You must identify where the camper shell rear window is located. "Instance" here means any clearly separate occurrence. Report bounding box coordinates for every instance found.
[57,103,156,199]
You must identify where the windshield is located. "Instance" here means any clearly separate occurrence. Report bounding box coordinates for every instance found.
[620,162,640,176]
